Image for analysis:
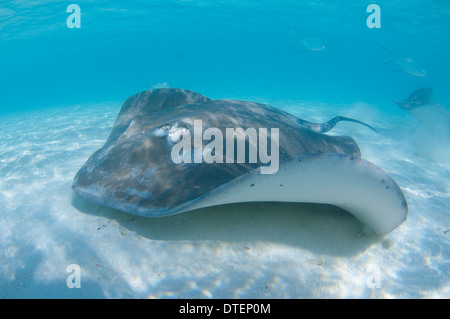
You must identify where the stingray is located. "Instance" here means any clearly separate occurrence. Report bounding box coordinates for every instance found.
[394,88,433,110]
[73,88,408,234]
[381,47,426,77]
[394,88,450,135]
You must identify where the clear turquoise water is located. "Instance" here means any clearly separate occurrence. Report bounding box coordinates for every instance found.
[0,0,449,299]
[1,0,449,112]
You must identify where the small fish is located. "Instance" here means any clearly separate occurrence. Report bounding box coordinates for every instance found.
[381,47,426,77]
[287,30,325,52]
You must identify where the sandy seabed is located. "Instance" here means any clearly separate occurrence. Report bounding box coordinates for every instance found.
[0,100,449,298]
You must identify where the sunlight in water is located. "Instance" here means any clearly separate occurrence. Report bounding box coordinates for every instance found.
[0,102,449,298]
[0,0,449,299]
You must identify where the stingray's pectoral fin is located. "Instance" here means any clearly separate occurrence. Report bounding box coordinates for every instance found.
[182,154,408,234]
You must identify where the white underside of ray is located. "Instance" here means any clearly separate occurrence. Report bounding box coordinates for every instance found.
[181,154,408,234]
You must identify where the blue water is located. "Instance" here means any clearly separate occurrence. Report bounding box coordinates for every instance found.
[1,0,449,112]
[1,0,449,299]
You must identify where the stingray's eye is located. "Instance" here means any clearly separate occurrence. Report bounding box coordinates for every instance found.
[163,121,191,142]
[151,124,173,137]
[168,127,189,143]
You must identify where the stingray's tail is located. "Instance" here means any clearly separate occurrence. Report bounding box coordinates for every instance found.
[298,116,378,134]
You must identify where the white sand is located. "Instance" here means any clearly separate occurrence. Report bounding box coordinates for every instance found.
[0,101,449,298]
